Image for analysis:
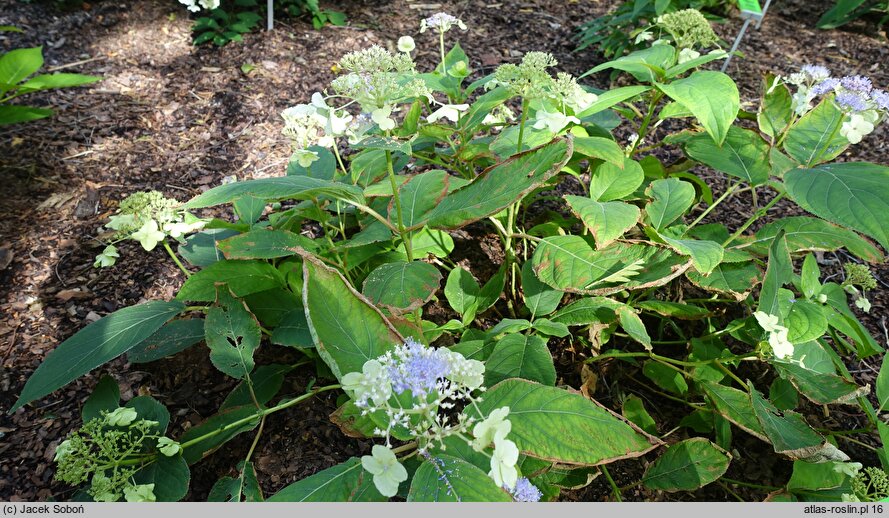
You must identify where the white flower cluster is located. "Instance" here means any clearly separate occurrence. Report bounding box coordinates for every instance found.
[345,338,525,498]
[95,191,205,268]
[753,311,794,360]
[281,93,353,168]
[178,0,219,13]
[489,52,599,135]
[420,12,467,34]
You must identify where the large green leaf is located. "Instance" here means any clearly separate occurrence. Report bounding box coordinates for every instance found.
[301,253,403,380]
[532,237,687,296]
[183,176,364,209]
[758,75,793,139]
[785,162,889,251]
[783,100,849,166]
[572,136,625,168]
[361,261,442,313]
[0,105,54,125]
[659,233,724,276]
[0,47,43,90]
[127,318,205,363]
[176,260,285,302]
[747,216,882,263]
[10,301,184,413]
[521,260,561,318]
[686,262,760,300]
[749,383,849,462]
[474,379,658,466]
[549,297,623,326]
[587,45,675,82]
[134,455,190,502]
[268,457,385,501]
[783,299,829,343]
[642,438,730,492]
[393,170,449,228]
[565,195,639,248]
[417,137,572,229]
[700,381,767,441]
[205,289,261,380]
[684,126,770,185]
[645,178,695,230]
[179,406,261,464]
[656,71,739,145]
[408,455,512,502]
[576,85,651,118]
[178,228,239,267]
[485,334,556,386]
[588,158,644,202]
[208,461,263,502]
[218,229,315,260]
[19,72,101,91]
[758,232,791,318]
[773,360,866,405]
[443,266,502,322]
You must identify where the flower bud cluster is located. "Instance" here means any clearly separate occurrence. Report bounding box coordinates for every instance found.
[655,9,719,50]
[177,0,219,13]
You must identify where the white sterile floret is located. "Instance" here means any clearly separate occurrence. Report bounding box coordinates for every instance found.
[361,445,408,497]
[426,103,469,123]
[93,245,119,268]
[198,0,219,9]
[130,220,166,252]
[791,88,815,116]
[678,48,701,65]
[420,12,467,34]
[397,36,415,53]
[443,350,485,390]
[105,407,139,427]
[482,104,515,127]
[342,359,392,408]
[754,311,794,360]
[371,105,396,131]
[532,109,580,134]
[488,437,519,489]
[292,149,320,168]
[471,407,511,451]
[840,112,875,144]
[178,0,200,12]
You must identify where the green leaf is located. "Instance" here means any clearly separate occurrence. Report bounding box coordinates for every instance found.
[683,126,770,185]
[589,158,644,202]
[444,266,501,321]
[521,260,562,318]
[460,86,512,131]
[418,138,572,230]
[133,454,190,502]
[770,377,799,411]
[301,253,403,380]
[205,289,261,380]
[179,404,261,464]
[127,318,205,363]
[645,178,696,230]
[474,379,658,465]
[286,146,335,179]
[82,375,120,423]
[773,360,866,405]
[10,301,183,413]
[176,260,285,302]
[550,297,623,326]
[799,253,821,300]
[758,231,791,317]
[576,85,651,118]
[758,75,793,138]
[700,381,767,441]
[572,136,625,168]
[642,438,731,492]
[0,47,43,89]
[787,460,851,500]
[208,461,263,501]
[643,361,688,394]
[617,306,652,350]
[408,455,512,502]
[784,299,829,343]
[622,395,657,434]
[664,51,728,79]
[0,105,54,125]
[532,318,570,337]
[179,228,239,267]
[658,233,724,276]
[748,216,882,263]
[18,72,101,91]
[232,195,265,224]
[220,364,288,411]
[636,300,709,319]
[271,309,313,348]
[783,99,849,166]
[183,176,364,209]
[393,170,449,228]
[565,195,639,248]
[878,354,889,412]
[587,45,674,82]
[749,383,848,462]
[485,334,556,386]
[362,261,442,313]
[268,457,385,501]
[532,237,687,295]
[785,162,889,251]
[656,71,739,146]
[686,262,760,299]
[817,0,869,28]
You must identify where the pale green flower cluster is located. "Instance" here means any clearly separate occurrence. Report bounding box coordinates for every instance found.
[345,339,522,497]
[843,263,877,313]
[96,191,205,267]
[177,0,219,13]
[54,408,180,502]
[656,9,719,50]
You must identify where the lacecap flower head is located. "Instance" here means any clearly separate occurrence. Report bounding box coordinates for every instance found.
[420,12,467,34]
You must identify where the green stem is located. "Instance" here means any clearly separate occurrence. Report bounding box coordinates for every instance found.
[686,182,740,233]
[516,97,529,154]
[631,91,664,155]
[439,30,447,76]
[385,148,413,261]
[331,143,348,179]
[163,240,191,278]
[722,192,786,247]
[600,465,623,502]
[721,477,782,492]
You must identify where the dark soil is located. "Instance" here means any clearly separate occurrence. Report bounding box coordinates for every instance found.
[1,0,887,502]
